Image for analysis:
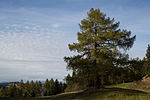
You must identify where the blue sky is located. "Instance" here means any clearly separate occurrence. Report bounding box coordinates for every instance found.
[0,0,150,82]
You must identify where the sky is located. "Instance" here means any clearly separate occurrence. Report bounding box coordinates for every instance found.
[0,0,150,82]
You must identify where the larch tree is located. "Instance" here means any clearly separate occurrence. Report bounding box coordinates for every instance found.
[64,8,136,88]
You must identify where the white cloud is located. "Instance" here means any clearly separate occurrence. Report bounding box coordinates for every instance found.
[51,23,61,28]
[0,5,86,82]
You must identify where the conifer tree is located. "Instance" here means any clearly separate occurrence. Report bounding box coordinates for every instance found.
[64,8,136,88]
[29,80,36,97]
[49,78,55,95]
[54,79,61,94]
[18,80,25,97]
[143,44,150,76]
[24,81,30,97]
[44,79,50,96]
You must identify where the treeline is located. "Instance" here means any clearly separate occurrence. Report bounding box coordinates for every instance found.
[0,79,66,97]
[65,58,143,86]
[65,45,150,90]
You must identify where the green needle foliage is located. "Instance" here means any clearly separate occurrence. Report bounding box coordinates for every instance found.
[64,8,136,88]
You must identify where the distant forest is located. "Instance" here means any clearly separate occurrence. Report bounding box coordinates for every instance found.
[0,8,150,97]
[0,79,66,97]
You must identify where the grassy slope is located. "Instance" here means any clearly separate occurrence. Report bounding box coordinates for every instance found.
[0,82,150,100]
[107,82,150,93]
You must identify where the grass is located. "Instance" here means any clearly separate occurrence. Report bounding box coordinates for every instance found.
[0,88,150,100]
[107,82,150,93]
[107,82,133,89]
[0,82,150,100]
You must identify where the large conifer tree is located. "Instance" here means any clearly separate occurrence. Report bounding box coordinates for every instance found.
[64,8,136,88]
